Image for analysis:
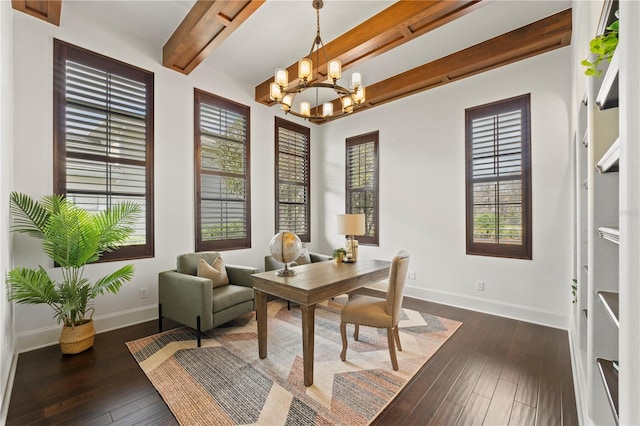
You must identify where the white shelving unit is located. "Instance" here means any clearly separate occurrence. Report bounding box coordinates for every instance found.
[573,1,617,424]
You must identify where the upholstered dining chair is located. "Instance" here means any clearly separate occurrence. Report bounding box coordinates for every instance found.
[339,250,410,371]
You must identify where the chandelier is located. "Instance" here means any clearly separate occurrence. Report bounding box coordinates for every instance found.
[269,0,365,122]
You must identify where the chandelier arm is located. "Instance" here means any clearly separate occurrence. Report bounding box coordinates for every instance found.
[283,82,352,96]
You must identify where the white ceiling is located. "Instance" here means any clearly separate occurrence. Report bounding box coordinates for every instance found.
[62,0,572,89]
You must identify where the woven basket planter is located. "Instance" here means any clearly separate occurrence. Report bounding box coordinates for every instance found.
[59,319,95,354]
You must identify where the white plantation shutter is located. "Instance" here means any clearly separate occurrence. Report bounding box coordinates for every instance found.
[195,90,251,251]
[465,94,531,259]
[346,131,379,246]
[54,40,154,261]
[275,118,310,242]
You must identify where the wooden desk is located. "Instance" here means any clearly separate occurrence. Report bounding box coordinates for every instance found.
[252,259,391,386]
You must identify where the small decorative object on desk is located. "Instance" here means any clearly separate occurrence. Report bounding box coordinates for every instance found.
[337,213,365,262]
[332,248,347,264]
[269,231,303,276]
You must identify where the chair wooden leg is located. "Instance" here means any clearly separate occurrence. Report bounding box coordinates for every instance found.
[340,322,348,361]
[387,327,399,370]
[354,324,360,341]
[196,316,201,348]
[394,325,402,351]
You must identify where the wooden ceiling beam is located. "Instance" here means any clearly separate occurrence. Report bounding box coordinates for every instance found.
[317,8,572,124]
[163,0,265,75]
[255,0,487,105]
[12,0,61,26]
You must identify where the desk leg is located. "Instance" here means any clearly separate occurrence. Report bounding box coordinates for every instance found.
[256,289,267,359]
[300,304,316,386]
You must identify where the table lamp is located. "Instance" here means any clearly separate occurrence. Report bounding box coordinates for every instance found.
[337,213,365,262]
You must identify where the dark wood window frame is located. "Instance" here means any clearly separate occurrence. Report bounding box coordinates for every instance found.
[275,117,311,242]
[345,131,379,246]
[465,93,532,259]
[194,89,251,252]
[53,39,154,262]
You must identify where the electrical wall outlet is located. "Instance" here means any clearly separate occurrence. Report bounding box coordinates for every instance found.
[408,271,416,280]
[139,288,148,299]
[476,281,484,291]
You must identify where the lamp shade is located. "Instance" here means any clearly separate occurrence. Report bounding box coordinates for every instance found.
[337,213,365,236]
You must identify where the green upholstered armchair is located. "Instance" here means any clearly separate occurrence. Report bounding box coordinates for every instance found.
[158,252,259,347]
[264,251,332,272]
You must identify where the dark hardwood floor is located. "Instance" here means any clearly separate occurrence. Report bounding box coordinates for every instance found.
[7,291,578,425]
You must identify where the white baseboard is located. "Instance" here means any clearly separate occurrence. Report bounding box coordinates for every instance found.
[15,304,158,354]
[568,324,589,426]
[0,354,18,426]
[402,285,569,330]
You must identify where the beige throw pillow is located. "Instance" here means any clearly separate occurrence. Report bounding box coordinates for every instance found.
[197,257,229,288]
[295,247,312,265]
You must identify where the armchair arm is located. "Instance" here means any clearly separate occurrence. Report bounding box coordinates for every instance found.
[310,253,332,263]
[226,264,260,288]
[158,270,214,330]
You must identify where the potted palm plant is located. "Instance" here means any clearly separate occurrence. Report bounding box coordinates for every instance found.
[6,192,141,354]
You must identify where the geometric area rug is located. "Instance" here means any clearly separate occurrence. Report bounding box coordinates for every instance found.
[126,296,462,425]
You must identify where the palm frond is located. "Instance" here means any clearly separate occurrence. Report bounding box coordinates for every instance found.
[94,201,141,253]
[9,192,51,239]
[91,264,135,298]
[43,204,101,267]
[6,267,59,306]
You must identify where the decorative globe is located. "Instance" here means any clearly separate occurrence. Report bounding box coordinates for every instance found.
[269,231,303,276]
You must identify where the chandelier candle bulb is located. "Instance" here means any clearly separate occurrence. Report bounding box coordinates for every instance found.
[342,96,353,113]
[269,82,283,101]
[328,60,342,80]
[354,86,366,104]
[300,102,311,117]
[351,72,362,89]
[298,58,312,81]
[282,95,293,112]
[323,102,333,117]
[275,68,288,87]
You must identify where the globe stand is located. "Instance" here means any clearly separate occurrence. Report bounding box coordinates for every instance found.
[275,263,297,277]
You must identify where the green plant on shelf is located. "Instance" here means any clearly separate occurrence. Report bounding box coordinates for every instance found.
[581,10,618,77]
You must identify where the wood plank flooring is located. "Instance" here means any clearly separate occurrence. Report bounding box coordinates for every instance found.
[6,291,578,425]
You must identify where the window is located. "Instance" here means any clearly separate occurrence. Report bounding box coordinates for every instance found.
[465,94,532,259]
[275,117,310,242]
[346,131,379,246]
[53,39,154,261]
[194,89,251,251]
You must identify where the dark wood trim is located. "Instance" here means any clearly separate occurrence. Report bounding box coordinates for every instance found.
[345,131,379,246]
[317,8,571,124]
[53,39,155,262]
[274,117,311,242]
[163,0,265,75]
[12,0,61,26]
[464,93,532,260]
[194,88,251,252]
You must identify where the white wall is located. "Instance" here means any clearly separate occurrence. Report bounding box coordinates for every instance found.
[10,2,573,355]
[317,47,574,329]
[10,6,320,352]
[0,0,16,420]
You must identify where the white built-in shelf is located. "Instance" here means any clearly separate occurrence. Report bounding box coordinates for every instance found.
[597,137,620,173]
[597,226,620,244]
[597,290,620,328]
[583,264,589,273]
[582,178,588,189]
[582,129,589,147]
[596,48,620,110]
[596,358,619,425]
